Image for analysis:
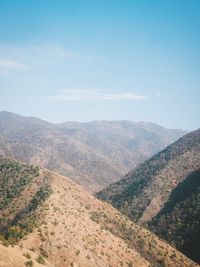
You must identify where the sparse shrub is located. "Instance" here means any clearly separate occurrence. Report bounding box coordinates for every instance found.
[36,255,45,264]
[23,252,31,259]
[0,159,39,211]
[127,261,134,267]
[0,159,53,246]
[39,245,48,258]
[52,219,58,226]
[25,260,33,267]
[0,234,9,246]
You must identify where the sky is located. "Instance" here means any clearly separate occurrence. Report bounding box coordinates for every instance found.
[0,0,199,130]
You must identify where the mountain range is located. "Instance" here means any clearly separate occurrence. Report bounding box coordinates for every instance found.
[0,111,186,192]
[1,110,199,265]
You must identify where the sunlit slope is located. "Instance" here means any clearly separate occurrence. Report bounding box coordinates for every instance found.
[0,111,186,192]
[0,158,198,267]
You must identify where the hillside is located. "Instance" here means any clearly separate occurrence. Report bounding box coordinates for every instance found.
[0,157,198,267]
[149,169,200,264]
[59,120,186,172]
[97,129,200,224]
[0,111,186,192]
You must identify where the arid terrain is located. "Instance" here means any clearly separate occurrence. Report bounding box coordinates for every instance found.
[0,157,198,267]
[0,111,186,192]
[97,129,200,222]
[97,129,200,264]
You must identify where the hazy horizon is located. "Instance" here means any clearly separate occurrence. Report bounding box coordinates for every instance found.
[0,110,191,132]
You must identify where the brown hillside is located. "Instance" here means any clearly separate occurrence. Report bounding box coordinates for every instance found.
[149,168,200,264]
[0,111,186,192]
[97,129,200,224]
[0,158,198,267]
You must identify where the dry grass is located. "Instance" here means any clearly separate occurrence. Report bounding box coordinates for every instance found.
[0,167,199,267]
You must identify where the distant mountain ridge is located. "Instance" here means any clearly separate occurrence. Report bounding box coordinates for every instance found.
[0,111,187,192]
[97,128,200,223]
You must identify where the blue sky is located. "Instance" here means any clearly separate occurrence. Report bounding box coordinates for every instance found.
[0,0,199,130]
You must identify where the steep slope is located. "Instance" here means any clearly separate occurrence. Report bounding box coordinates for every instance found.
[0,158,198,267]
[59,120,187,172]
[97,129,200,224]
[0,243,47,267]
[0,112,123,192]
[149,169,200,264]
[0,111,186,192]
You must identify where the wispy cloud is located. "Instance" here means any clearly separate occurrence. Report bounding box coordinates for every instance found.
[50,89,147,101]
[155,91,161,96]
[0,43,92,68]
[20,44,82,61]
[0,58,25,75]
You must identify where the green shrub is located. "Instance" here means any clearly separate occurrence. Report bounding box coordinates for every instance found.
[36,255,45,264]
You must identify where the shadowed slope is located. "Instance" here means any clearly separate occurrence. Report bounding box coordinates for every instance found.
[0,158,198,267]
[149,169,200,264]
[97,129,200,224]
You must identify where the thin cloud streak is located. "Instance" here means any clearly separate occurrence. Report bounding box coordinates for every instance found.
[0,43,93,66]
[50,89,147,101]
[0,58,25,75]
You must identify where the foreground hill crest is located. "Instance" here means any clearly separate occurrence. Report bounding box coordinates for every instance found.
[0,157,198,267]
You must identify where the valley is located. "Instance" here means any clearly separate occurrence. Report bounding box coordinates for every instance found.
[0,157,198,267]
[0,112,199,266]
[0,111,186,192]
